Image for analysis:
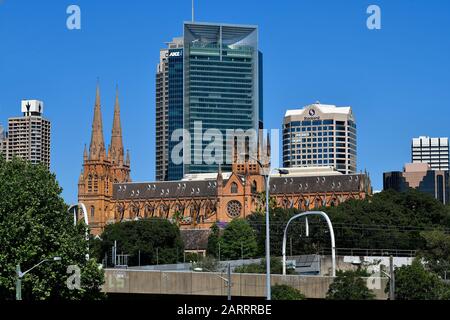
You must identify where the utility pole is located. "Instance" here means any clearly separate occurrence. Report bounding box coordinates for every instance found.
[16,265,22,300]
[290,237,293,257]
[241,242,244,260]
[389,255,395,300]
[227,263,231,301]
[138,250,141,267]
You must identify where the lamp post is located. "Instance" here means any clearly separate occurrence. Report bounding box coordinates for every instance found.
[193,263,232,300]
[68,202,90,260]
[16,257,62,300]
[281,211,336,276]
[241,152,289,300]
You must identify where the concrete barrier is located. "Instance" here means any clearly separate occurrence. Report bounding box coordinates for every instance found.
[103,269,388,299]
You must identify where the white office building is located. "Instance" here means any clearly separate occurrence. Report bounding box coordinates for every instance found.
[283,103,357,174]
[412,136,449,171]
[5,100,51,169]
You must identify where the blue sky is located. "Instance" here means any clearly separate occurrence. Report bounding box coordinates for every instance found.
[1,0,450,203]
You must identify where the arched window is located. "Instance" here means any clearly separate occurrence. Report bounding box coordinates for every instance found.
[314,198,321,208]
[90,206,95,218]
[251,181,257,193]
[231,182,238,194]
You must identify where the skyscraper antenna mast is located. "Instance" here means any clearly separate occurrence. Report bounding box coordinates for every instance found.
[192,0,195,22]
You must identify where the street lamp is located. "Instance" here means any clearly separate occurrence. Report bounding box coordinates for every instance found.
[193,263,232,300]
[68,202,90,260]
[16,256,62,300]
[240,152,289,300]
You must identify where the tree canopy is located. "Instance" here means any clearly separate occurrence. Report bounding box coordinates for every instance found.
[0,157,104,300]
[97,218,184,266]
[246,189,450,255]
[272,284,305,300]
[219,219,258,260]
[391,259,450,300]
[326,269,375,300]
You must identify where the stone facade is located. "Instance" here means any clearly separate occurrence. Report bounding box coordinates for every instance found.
[78,85,131,235]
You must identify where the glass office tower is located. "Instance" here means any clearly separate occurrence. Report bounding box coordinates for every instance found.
[183,22,262,175]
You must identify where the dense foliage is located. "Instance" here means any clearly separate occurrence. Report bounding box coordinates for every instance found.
[97,218,184,266]
[206,223,221,257]
[418,230,450,278]
[326,269,375,300]
[218,219,258,260]
[247,189,450,255]
[390,259,450,300]
[271,284,305,300]
[234,257,295,275]
[0,157,104,300]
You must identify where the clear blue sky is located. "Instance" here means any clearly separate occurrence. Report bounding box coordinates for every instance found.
[1,0,450,204]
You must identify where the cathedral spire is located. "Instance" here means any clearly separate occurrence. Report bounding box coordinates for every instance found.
[89,82,106,160]
[109,85,124,165]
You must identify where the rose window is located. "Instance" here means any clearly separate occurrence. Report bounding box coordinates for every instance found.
[226,200,242,218]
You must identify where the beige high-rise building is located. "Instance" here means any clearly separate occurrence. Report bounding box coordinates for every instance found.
[5,100,51,169]
[283,103,357,174]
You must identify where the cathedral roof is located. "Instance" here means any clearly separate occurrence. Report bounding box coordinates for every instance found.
[113,180,220,200]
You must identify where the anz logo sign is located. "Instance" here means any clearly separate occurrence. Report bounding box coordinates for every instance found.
[168,51,182,58]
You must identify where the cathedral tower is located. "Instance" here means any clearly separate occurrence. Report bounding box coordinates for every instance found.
[78,83,131,235]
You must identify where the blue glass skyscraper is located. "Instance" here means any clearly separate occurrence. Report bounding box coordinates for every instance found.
[156,22,263,181]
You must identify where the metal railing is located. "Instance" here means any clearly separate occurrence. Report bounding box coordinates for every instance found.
[318,247,417,257]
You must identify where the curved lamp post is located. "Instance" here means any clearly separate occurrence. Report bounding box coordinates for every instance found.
[16,257,61,300]
[282,211,336,277]
[68,202,90,260]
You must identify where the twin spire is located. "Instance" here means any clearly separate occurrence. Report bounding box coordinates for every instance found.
[88,82,129,166]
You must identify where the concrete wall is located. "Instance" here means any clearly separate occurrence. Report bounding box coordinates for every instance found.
[103,269,388,300]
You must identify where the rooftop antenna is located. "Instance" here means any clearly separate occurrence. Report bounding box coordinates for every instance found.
[192,0,195,22]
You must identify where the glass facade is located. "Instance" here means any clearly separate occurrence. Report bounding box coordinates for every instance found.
[183,23,261,174]
[168,48,184,180]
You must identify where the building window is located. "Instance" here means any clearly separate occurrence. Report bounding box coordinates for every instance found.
[226,200,242,218]
[87,175,93,193]
[90,206,95,218]
[231,182,238,194]
[251,181,257,193]
[93,175,99,193]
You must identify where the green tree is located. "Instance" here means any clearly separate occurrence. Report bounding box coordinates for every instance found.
[98,218,184,266]
[391,259,450,300]
[247,189,450,254]
[219,219,257,260]
[0,157,104,300]
[419,230,450,278]
[272,284,305,300]
[326,269,375,300]
[206,223,221,258]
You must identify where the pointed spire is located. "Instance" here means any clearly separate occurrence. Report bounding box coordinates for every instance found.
[110,85,124,165]
[126,149,130,166]
[89,82,106,160]
[83,144,88,161]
